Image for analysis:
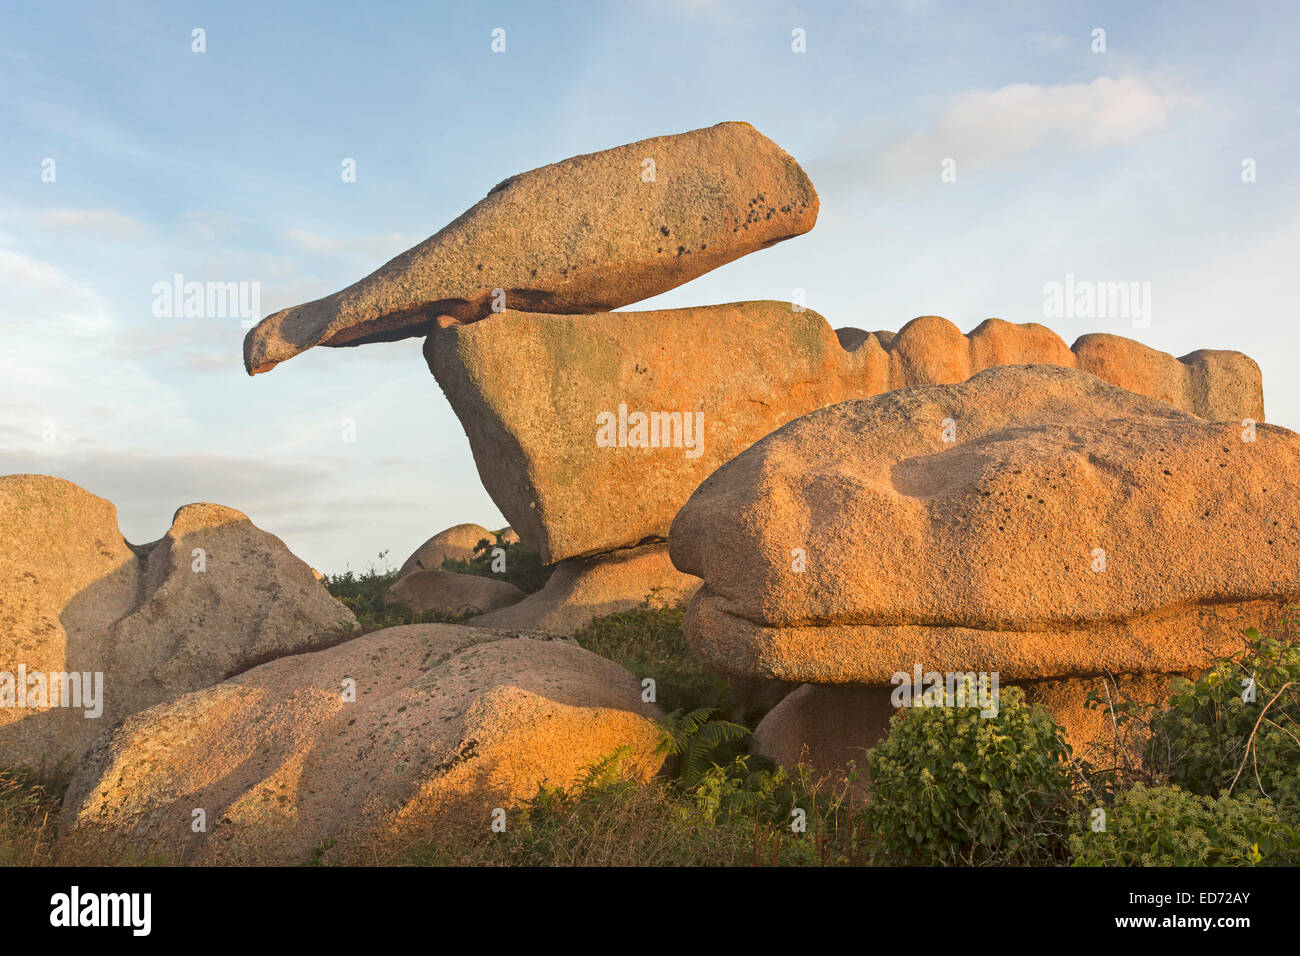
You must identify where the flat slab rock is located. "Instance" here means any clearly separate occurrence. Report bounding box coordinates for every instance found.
[58,625,664,865]
[0,475,357,771]
[242,121,818,374]
[429,305,1263,564]
[669,365,1300,685]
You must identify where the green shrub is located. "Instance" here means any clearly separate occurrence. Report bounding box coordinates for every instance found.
[1070,783,1300,866]
[441,532,554,595]
[323,551,473,632]
[655,707,751,786]
[863,685,1079,865]
[1145,620,1300,825]
[572,600,733,715]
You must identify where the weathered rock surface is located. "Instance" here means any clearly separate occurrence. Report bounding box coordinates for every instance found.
[669,365,1299,685]
[1073,336,1263,425]
[834,316,1264,422]
[430,307,1264,564]
[1018,673,1176,758]
[428,302,857,562]
[471,544,699,635]
[385,569,526,616]
[0,474,357,771]
[397,523,499,576]
[58,625,664,864]
[243,121,819,374]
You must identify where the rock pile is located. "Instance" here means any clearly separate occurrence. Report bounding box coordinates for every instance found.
[242,121,818,375]
[243,122,825,631]
[428,309,1262,566]
[0,475,357,770]
[247,123,1263,634]
[5,122,1286,864]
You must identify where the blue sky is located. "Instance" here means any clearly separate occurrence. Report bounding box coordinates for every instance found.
[2,0,1297,572]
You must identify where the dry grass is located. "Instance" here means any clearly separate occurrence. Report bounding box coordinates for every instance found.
[401,771,873,867]
[0,768,62,866]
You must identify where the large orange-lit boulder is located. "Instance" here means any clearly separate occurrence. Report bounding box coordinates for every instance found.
[670,365,1297,686]
[59,626,664,864]
[243,121,818,374]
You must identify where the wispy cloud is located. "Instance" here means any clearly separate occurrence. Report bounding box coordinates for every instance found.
[821,76,1195,189]
[0,241,191,450]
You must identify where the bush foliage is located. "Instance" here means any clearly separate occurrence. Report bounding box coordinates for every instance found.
[1069,784,1300,866]
[323,551,473,631]
[863,686,1079,865]
[1144,622,1300,826]
[441,532,555,595]
[571,599,734,715]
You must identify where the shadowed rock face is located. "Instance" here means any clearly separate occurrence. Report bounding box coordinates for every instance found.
[58,626,664,865]
[428,306,1265,564]
[242,121,818,374]
[0,475,357,771]
[668,365,1300,685]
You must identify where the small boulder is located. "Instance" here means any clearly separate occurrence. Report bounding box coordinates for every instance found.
[397,523,500,576]
[752,675,1177,781]
[470,544,699,635]
[384,569,525,616]
[752,684,894,790]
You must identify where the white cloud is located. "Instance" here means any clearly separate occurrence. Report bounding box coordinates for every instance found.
[828,76,1194,188]
[0,243,192,453]
[0,245,66,288]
